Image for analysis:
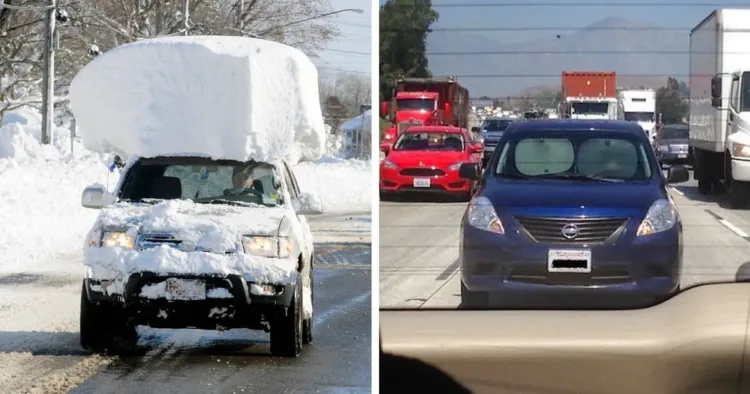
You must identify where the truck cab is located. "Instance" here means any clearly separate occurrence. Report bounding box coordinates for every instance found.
[713,70,750,181]
[618,89,657,140]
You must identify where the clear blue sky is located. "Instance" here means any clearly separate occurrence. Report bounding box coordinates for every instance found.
[380,0,750,43]
[314,0,372,77]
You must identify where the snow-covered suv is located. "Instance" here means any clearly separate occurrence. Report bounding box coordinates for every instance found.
[79,155,323,357]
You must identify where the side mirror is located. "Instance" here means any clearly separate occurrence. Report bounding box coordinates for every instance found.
[81,184,107,209]
[667,165,689,184]
[471,126,480,133]
[469,143,483,153]
[380,143,391,154]
[459,163,481,180]
[296,192,324,215]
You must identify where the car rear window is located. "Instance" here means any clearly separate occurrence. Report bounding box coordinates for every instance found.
[394,132,465,152]
[495,131,653,181]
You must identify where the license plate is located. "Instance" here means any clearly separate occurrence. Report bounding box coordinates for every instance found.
[165,278,206,300]
[413,178,431,188]
[678,153,687,158]
[547,250,592,273]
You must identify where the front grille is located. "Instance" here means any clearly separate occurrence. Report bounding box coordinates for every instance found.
[400,168,445,176]
[137,233,182,250]
[515,216,628,244]
[508,264,633,285]
[669,144,688,153]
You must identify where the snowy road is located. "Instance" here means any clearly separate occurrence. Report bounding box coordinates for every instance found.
[0,213,371,394]
[379,175,750,308]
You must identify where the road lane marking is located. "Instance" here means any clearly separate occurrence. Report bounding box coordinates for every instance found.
[705,209,750,239]
[669,187,684,196]
[436,260,459,281]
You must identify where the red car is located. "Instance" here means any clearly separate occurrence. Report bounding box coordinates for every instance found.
[379,126,483,201]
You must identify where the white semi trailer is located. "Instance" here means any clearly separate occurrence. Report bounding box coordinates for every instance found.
[618,89,656,140]
[690,9,750,208]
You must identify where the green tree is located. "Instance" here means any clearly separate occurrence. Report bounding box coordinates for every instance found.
[379,0,439,103]
[656,77,688,124]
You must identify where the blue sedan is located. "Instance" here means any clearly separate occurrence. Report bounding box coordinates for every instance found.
[458,119,690,309]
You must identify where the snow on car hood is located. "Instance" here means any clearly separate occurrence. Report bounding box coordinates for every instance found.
[84,200,301,286]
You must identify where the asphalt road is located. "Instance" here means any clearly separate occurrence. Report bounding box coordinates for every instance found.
[0,215,371,394]
[379,173,750,308]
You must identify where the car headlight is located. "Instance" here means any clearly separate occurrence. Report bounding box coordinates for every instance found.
[732,142,750,159]
[658,145,669,153]
[382,158,398,170]
[243,236,291,258]
[448,162,464,171]
[637,199,677,236]
[101,231,135,249]
[467,196,504,234]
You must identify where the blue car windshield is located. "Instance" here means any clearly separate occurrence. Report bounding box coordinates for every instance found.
[493,130,654,182]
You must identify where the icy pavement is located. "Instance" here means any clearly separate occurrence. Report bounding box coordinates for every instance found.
[0,212,371,393]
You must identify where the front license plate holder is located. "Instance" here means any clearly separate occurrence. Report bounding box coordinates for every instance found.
[165,278,207,300]
[413,178,431,188]
[548,249,592,273]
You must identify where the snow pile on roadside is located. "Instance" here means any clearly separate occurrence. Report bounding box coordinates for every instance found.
[69,36,326,164]
[294,157,371,212]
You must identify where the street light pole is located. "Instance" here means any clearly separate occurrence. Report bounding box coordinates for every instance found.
[41,0,56,145]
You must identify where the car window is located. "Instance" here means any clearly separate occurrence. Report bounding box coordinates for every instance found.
[495,132,653,181]
[394,132,465,151]
[120,160,283,207]
[514,138,574,175]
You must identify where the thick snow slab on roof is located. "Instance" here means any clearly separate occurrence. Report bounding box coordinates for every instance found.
[69,36,326,163]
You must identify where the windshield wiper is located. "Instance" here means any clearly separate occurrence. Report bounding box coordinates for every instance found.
[532,173,623,182]
[199,199,256,207]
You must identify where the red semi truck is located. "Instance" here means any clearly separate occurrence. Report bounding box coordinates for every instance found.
[380,76,470,142]
[559,71,618,120]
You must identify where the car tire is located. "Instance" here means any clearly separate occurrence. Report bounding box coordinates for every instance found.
[80,281,137,355]
[460,281,488,309]
[270,274,303,357]
[302,258,314,345]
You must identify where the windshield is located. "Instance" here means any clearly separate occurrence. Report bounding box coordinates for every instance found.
[493,131,654,181]
[118,158,283,207]
[483,119,513,131]
[659,126,688,140]
[393,132,465,151]
[624,112,655,122]
[571,102,609,114]
[397,98,435,111]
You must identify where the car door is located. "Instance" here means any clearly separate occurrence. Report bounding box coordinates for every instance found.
[282,161,314,262]
[465,131,482,164]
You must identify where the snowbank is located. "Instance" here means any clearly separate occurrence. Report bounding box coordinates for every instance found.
[294,157,371,212]
[69,36,326,164]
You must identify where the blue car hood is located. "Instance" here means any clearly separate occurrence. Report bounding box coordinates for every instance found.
[482,180,665,210]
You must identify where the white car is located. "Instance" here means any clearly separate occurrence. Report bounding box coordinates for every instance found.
[79,155,323,357]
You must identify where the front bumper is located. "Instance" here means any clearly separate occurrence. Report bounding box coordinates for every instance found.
[380,167,471,194]
[460,222,682,309]
[731,158,750,182]
[84,272,295,330]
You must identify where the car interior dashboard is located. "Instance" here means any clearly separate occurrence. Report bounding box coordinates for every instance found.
[380,283,750,394]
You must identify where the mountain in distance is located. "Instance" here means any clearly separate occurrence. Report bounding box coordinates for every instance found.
[426,17,689,98]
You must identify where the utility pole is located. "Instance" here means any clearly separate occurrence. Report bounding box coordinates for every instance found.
[183,0,189,35]
[41,0,56,145]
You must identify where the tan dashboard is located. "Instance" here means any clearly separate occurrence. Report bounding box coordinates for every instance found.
[380,283,750,394]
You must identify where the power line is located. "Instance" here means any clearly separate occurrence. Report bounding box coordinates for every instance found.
[426,50,748,55]
[318,66,371,75]
[383,26,726,32]
[325,48,370,56]
[427,74,698,78]
[403,2,750,7]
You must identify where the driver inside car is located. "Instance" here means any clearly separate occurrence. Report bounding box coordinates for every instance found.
[225,164,282,204]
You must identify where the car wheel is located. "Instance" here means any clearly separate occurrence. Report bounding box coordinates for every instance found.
[80,281,137,355]
[302,259,314,345]
[270,274,303,357]
[460,281,488,309]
